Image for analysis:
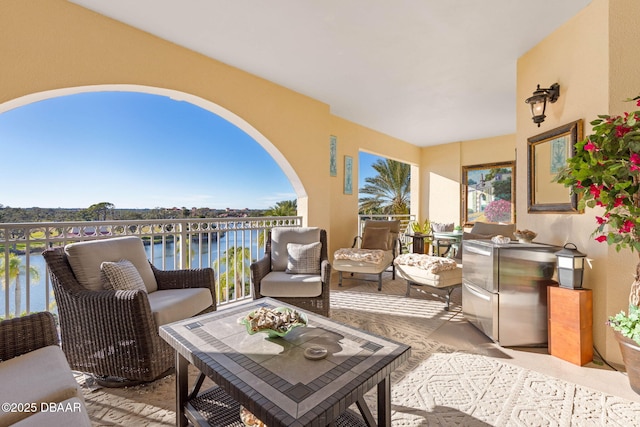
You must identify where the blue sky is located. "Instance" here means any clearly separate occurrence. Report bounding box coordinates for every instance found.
[0,92,382,209]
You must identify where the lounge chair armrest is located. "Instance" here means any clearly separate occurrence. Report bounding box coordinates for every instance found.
[0,312,58,361]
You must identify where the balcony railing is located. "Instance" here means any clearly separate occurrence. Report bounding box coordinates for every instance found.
[0,216,301,318]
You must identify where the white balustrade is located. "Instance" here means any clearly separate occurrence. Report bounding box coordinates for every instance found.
[0,216,301,317]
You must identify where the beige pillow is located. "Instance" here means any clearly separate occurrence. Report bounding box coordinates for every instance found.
[101,259,147,292]
[361,227,390,250]
[286,242,322,274]
[463,232,495,240]
[270,227,321,271]
[65,236,158,292]
[432,222,455,232]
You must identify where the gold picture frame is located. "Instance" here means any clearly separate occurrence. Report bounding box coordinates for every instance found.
[462,161,515,226]
[527,120,583,213]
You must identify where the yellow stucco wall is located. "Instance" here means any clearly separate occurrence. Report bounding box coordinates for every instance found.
[0,0,418,258]
[517,0,640,364]
[420,134,516,225]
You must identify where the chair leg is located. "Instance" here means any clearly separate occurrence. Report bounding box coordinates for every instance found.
[392,264,396,280]
[339,271,343,287]
[378,273,382,291]
[406,281,411,296]
[445,287,455,311]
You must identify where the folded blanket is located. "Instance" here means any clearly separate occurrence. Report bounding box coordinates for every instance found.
[394,253,458,273]
[334,248,386,264]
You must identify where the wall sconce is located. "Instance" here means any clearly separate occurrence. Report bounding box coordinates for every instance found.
[525,83,560,127]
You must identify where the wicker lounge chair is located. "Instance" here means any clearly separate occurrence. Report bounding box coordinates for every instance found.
[250,227,331,317]
[42,236,216,385]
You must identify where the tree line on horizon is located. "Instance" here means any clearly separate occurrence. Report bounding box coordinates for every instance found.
[0,201,299,224]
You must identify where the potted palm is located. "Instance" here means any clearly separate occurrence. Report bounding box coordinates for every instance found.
[556,97,640,393]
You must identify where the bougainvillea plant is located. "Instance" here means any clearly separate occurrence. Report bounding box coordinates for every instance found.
[556,96,640,344]
[483,199,512,223]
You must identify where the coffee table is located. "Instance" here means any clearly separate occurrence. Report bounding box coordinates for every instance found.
[159,297,411,427]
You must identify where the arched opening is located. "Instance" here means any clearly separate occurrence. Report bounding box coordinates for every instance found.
[0,84,307,211]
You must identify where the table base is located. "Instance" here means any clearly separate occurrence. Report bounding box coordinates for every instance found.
[186,386,368,427]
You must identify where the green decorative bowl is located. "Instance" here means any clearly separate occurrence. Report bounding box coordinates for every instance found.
[239,307,308,338]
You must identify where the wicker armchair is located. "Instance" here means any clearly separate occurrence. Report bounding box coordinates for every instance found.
[43,239,216,384]
[250,228,331,317]
[0,311,59,362]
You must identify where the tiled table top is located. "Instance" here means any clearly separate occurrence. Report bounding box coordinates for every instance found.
[160,298,411,427]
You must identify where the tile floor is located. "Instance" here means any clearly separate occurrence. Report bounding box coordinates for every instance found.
[332,276,640,404]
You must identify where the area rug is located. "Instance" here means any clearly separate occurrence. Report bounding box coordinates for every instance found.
[77,278,640,426]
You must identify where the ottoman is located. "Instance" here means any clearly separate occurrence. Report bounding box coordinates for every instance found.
[394,253,462,311]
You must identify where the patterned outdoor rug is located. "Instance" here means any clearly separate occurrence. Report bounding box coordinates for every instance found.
[77,277,640,426]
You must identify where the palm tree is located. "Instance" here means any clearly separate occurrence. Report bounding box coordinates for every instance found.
[359,159,410,214]
[265,200,297,216]
[0,253,40,317]
[214,246,252,301]
[259,199,298,247]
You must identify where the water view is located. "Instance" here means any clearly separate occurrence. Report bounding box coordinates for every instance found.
[1,230,264,317]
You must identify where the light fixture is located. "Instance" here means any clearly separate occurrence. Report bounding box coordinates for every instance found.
[525,83,560,127]
[555,243,586,289]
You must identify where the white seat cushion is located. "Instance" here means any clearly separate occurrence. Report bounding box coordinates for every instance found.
[0,346,83,426]
[259,271,323,297]
[395,263,462,288]
[12,397,91,427]
[333,251,393,274]
[270,227,320,271]
[147,288,213,326]
[65,236,158,292]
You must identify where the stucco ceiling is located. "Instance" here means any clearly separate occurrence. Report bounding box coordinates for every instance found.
[70,0,592,147]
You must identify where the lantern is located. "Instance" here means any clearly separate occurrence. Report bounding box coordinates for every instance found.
[555,243,586,289]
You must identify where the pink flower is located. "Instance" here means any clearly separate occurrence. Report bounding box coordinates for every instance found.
[576,180,584,189]
[584,140,598,151]
[616,125,632,138]
[595,235,608,243]
[637,99,640,107]
[619,220,635,234]
[596,216,608,225]
[614,196,626,207]
[589,184,602,198]
[631,153,640,171]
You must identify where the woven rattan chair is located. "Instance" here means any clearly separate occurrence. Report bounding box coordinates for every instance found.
[43,240,216,385]
[250,227,331,317]
[0,311,59,362]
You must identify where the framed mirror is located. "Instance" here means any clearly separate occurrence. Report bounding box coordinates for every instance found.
[527,119,583,213]
[462,161,515,226]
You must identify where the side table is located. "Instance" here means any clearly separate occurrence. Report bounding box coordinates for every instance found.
[548,286,593,365]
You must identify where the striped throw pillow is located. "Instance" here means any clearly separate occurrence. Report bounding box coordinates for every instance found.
[101,259,148,292]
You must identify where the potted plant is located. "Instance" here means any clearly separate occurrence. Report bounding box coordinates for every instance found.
[556,96,640,393]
